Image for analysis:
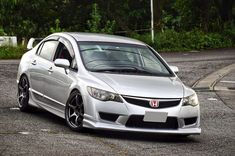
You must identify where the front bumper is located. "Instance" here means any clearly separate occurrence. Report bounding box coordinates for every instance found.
[82,95,201,135]
[83,119,201,134]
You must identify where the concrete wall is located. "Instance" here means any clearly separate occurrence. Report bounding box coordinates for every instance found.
[0,36,17,47]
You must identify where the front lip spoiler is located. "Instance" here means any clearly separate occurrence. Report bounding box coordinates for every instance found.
[83,119,201,135]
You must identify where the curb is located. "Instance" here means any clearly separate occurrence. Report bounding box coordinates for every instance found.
[0,59,20,65]
[192,63,235,91]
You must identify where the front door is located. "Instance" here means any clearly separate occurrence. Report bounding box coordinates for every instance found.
[43,38,76,113]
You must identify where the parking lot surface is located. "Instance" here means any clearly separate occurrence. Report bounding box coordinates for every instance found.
[0,49,235,155]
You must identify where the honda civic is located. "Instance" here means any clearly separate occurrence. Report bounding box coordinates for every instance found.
[17,32,201,136]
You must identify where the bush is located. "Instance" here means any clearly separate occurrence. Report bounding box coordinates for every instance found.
[223,24,235,45]
[130,33,153,46]
[0,27,6,35]
[0,46,26,59]
[130,29,234,52]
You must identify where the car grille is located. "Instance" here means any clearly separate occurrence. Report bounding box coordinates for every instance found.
[122,96,181,109]
[126,115,178,130]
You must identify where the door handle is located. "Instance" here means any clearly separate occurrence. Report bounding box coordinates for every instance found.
[48,67,53,73]
[31,60,37,65]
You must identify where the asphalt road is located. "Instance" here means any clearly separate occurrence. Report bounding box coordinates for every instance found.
[0,49,235,156]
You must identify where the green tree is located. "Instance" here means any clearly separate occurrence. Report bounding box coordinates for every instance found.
[50,19,65,33]
[87,3,115,34]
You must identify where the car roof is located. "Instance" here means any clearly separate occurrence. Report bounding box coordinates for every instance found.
[64,32,146,46]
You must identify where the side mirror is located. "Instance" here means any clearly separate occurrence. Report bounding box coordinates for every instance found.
[54,59,70,69]
[170,66,179,74]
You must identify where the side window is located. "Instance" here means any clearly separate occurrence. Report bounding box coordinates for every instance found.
[39,41,58,61]
[54,43,72,64]
[54,42,79,71]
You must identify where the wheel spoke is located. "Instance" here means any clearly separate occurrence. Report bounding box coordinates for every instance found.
[19,95,24,104]
[19,85,24,91]
[75,116,79,125]
[68,104,76,110]
[23,84,28,90]
[69,112,77,119]
[18,93,24,99]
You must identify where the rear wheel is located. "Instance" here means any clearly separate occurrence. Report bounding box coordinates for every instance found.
[65,91,84,131]
[18,75,31,112]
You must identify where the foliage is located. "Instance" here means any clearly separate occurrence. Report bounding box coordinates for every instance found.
[0,27,6,35]
[130,33,153,46]
[222,23,235,44]
[0,0,234,53]
[50,19,65,33]
[0,46,25,59]
[87,3,115,34]
[18,20,36,38]
[131,29,234,52]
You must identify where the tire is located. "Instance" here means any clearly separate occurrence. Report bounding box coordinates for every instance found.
[18,75,31,112]
[65,91,84,131]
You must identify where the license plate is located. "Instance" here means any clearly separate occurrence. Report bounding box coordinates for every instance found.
[143,111,168,123]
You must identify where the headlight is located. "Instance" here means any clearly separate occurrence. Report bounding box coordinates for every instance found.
[87,86,122,102]
[183,93,199,106]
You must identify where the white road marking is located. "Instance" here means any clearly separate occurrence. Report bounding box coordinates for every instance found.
[41,129,51,132]
[214,86,230,91]
[18,131,31,135]
[10,107,20,110]
[220,80,235,84]
[207,97,218,101]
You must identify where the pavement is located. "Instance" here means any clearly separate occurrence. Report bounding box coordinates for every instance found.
[215,69,235,110]
[192,60,235,111]
[0,48,235,155]
[192,63,235,90]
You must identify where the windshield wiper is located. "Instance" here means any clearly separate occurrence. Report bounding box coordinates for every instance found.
[81,48,100,52]
[90,66,155,75]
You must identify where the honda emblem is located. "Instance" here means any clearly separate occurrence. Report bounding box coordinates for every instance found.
[149,99,159,108]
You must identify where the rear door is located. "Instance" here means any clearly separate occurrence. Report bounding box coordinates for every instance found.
[29,39,59,102]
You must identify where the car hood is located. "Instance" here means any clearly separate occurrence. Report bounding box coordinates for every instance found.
[90,73,184,98]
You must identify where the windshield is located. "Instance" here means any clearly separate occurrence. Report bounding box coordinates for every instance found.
[78,42,173,76]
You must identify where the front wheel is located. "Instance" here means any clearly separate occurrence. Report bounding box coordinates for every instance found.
[18,75,31,112]
[65,91,84,131]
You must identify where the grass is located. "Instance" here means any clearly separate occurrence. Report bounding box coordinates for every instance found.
[0,46,26,59]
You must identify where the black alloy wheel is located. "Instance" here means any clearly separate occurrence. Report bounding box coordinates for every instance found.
[65,91,84,131]
[18,75,31,112]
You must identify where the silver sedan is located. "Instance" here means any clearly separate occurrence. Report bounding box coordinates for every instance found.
[17,32,201,136]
